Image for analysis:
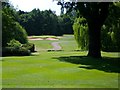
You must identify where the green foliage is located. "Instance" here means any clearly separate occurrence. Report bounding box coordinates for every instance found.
[101,5,120,52]
[22,43,35,52]
[2,2,75,37]
[73,4,120,52]
[73,17,88,50]
[2,47,31,56]
[7,39,21,49]
[60,14,74,34]
[17,9,74,36]
[73,19,80,48]
[17,9,62,36]
[2,2,28,46]
[2,39,31,56]
[114,2,120,8]
[13,22,28,43]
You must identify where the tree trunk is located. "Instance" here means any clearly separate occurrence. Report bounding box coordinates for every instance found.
[87,20,102,58]
[76,2,110,58]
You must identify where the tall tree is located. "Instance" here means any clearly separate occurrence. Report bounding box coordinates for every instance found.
[2,2,28,46]
[77,2,110,58]
[58,2,110,58]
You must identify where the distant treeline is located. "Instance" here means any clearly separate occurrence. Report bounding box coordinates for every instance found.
[15,9,75,36]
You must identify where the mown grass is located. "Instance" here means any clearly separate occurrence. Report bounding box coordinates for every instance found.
[29,40,53,51]
[2,35,120,88]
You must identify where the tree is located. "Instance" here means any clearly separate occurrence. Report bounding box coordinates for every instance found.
[101,4,120,52]
[61,14,74,34]
[2,2,28,46]
[77,2,110,58]
[58,2,110,58]
[15,3,75,36]
[73,17,88,50]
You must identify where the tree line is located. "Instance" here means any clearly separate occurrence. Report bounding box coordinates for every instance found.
[15,9,74,36]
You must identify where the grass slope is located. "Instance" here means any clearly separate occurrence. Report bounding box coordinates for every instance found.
[2,35,120,88]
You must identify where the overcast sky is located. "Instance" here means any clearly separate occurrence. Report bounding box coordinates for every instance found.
[9,0,61,15]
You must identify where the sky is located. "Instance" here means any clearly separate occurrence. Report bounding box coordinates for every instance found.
[9,0,61,15]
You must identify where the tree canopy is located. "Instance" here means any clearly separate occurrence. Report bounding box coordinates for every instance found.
[16,9,74,36]
[2,2,28,47]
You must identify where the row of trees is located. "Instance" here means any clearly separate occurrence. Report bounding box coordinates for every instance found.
[15,9,74,36]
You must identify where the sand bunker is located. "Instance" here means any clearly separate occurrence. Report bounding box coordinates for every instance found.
[29,38,44,40]
[46,38,59,40]
[28,37,59,41]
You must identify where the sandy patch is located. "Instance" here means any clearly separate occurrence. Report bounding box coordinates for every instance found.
[28,37,59,41]
[29,38,44,40]
[46,38,59,40]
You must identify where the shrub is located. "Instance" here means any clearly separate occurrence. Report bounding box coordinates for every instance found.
[22,43,35,52]
[2,47,31,56]
[7,39,21,49]
[18,47,31,56]
[2,39,32,56]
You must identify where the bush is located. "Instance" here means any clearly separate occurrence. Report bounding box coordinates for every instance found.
[18,47,31,56]
[2,39,32,56]
[102,45,120,52]
[2,47,31,56]
[22,43,35,52]
[7,39,21,49]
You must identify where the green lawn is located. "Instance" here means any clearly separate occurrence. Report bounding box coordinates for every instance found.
[2,35,120,88]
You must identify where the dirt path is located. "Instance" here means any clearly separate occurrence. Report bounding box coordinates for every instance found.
[51,42,62,51]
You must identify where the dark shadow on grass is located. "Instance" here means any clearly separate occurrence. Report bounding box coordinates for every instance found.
[55,56,120,73]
